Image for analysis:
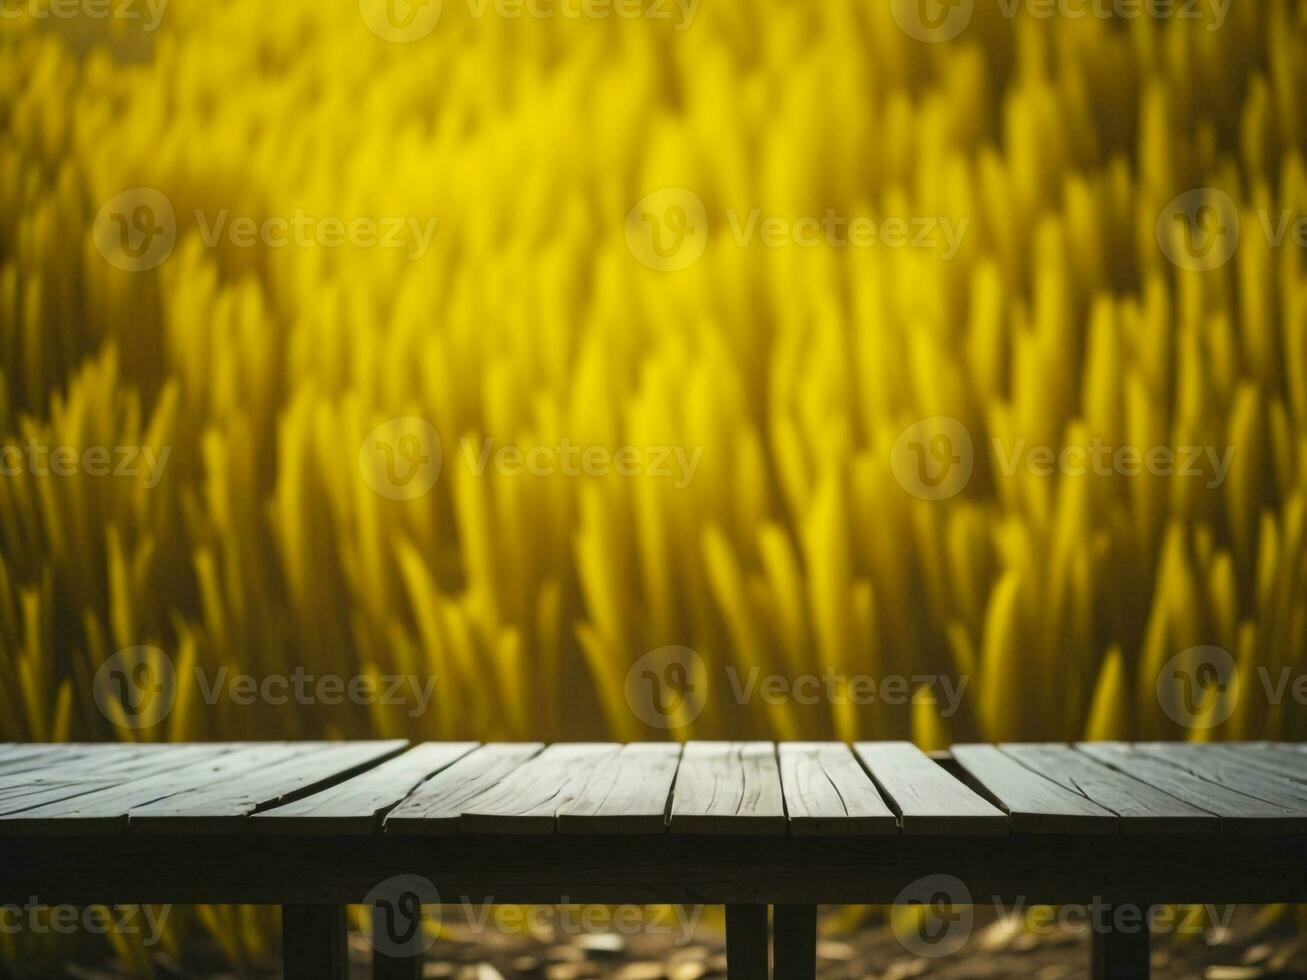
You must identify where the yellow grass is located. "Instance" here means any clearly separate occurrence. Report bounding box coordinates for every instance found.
[2,0,1307,967]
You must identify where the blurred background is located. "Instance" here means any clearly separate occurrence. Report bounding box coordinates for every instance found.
[3,0,1307,974]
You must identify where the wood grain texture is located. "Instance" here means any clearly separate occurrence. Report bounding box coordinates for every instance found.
[669,742,786,835]
[0,744,244,831]
[557,743,681,834]
[1000,744,1217,834]
[854,742,1007,835]
[1134,742,1307,813]
[254,743,479,834]
[779,743,897,835]
[951,744,1117,833]
[1211,743,1307,785]
[125,742,409,835]
[1076,743,1307,835]
[385,743,544,834]
[458,744,621,834]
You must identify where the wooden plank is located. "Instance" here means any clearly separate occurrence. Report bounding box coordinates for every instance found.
[951,744,1117,833]
[1077,743,1307,834]
[556,743,681,834]
[458,743,621,834]
[1000,744,1217,834]
[779,743,897,835]
[1211,743,1307,785]
[385,743,543,834]
[1134,742,1307,813]
[0,744,240,828]
[127,741,409,834]
[854,742,1007,835]
[0,744,224,788]
[669,742,786,835]
[254,743,478,834]
[724,905,768,980]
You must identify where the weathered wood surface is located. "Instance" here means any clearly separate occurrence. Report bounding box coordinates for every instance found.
[854,741,1007,834]
[669,742,787,835]
[1000,744,1217,834]
[951,744,1117,834]
[1,740,1304,843]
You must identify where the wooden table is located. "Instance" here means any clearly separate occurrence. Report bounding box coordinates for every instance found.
[1,740,1305,979]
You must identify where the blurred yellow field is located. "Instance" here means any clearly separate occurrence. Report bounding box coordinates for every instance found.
[2,0,1306,757]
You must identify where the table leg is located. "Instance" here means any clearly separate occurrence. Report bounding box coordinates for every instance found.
[725,904,769,979]
[773,904,816,980]
[282,904,348,980]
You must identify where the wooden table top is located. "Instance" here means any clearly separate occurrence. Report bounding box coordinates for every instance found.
[2,740,1305,838]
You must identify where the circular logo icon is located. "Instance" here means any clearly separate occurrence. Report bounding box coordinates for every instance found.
[359,0,442,42]
[891,0,974,42]
[892,874,973,958]
[890,416,974,501]
[93,646,177,730]
[93,188,176,272]
[625,188,709,272]
[1156,188,1240,272]
[1157,645,1239,730]
[359,417,443,500]
[363,875,441,957]
[625,646,707,729]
